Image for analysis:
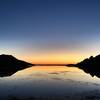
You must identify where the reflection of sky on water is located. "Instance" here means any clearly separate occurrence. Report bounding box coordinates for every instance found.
[0,66,100,99]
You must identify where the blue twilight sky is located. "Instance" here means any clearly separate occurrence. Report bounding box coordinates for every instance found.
[0,0,100,63]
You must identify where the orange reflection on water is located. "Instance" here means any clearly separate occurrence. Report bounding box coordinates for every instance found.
[15,66,81,77]
[13,66,100,84]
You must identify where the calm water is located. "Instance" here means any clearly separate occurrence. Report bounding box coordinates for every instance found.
[1,66,100,100]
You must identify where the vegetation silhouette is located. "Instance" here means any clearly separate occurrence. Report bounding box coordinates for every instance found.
[74,54,100,78]
[0,54,33,77]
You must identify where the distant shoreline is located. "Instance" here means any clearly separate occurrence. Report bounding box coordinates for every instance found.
[33,64,75,66]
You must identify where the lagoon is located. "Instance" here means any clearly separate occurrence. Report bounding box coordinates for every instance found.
[0,66,100,100]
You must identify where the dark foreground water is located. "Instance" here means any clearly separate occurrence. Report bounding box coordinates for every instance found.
[0,66,100,100]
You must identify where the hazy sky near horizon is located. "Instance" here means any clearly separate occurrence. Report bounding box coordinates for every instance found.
[0,0,100,63]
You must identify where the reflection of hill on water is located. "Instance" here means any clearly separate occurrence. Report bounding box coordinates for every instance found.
[74,54,100,78]
[0,54,33,77]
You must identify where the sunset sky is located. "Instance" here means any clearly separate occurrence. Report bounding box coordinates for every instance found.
[0,0,100,64]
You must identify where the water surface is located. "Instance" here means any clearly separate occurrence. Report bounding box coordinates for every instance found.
[1,66,100,100]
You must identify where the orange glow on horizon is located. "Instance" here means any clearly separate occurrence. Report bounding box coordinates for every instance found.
[14,49,100,64]
[16,52,89,64]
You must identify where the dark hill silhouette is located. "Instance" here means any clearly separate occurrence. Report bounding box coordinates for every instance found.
[74,54,100,78]
[0,54,33,77]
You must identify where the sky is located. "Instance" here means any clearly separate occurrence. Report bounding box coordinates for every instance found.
[0,0,100,64]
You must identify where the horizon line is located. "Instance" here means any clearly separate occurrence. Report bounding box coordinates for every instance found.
[32,64,75,66]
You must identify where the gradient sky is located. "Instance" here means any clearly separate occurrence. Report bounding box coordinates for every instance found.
[0,0,100,64]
